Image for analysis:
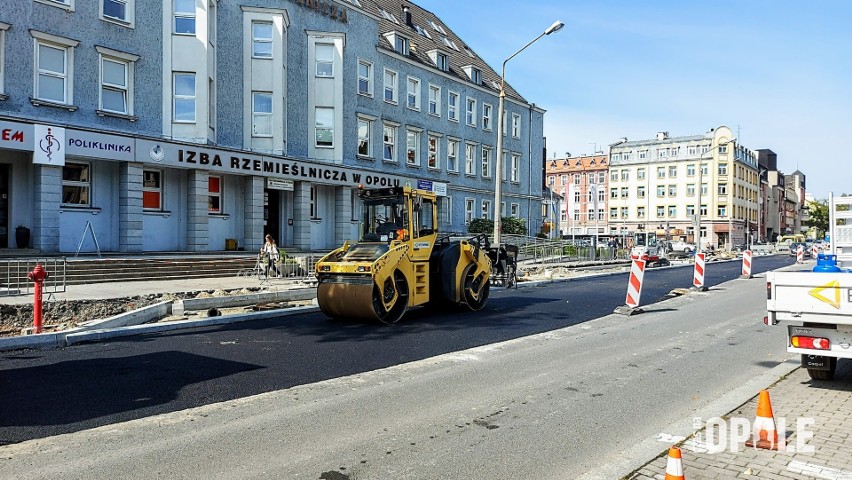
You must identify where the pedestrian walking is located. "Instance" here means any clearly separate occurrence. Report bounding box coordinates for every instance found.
[260,234,281,278]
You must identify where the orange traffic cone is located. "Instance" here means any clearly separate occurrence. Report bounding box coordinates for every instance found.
[745,390,780,450]
[664,446,685,480]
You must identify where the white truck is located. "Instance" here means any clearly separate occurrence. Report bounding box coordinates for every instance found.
[766,193,852,380]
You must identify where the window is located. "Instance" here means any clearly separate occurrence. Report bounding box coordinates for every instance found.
[62,162,90,206]
[588,174,597,185]
[688,145,697,156]
[599,172,606,183]
[142,170,162,211]
[173,72,196,122]
[481,146,492,178]
[620,187,628,198]
[610,188,617,199]
[668,165,677,177]
[610,171,618,182]
[718,206,727,217]
[610,207,617,219]
[623,152,631,161]
[252,22,273,58]
[687,184,695,196]
[587,207,594,221]
[637,186,646,198]
[611,153,620,162]
[252,92,273,136]
[395,35,410,55]
[37,0,73,8]
[357,60,372,96]
[668,185,677,197]
[316,43,334,77]
[639,150,647,159]
[465,198,474,224]
[101,0,132,25]
[435,52,449,71]
[700,204,708,216]
[510,153,520,182]
[406,129,420,166]
[315,107,333,147]
[383,69,397,103]
[482,103,492,130]
[668,205,677,217]
[718,183,727,195]
[440,196,452,226]
[574,174,581,185]
[511,203,519,218]
[658,148,667,159]
[357,117,371,157]
[511,113,521,138]
[718,144,728,154]
[448,91,459,121]
[466,98,476,126]
[427,135,439,169]
[576,191,582,202]
[700,163,708,176]
[621,170,629,181]
[174,0,196,35]
[310,186,316,218]
[686,205,695,216]
[406,77,420,110]
[0,25,6,96]
[656,185,665,197]
[621,207,628,219]
[99,56,129,114]
[468,67,481,84]
[718,163,728,175]
[428,84,440,115]
[637,206,645,219]
[687,164,695,176]
[383,124,396,162]
[657,206,665,218]
[208,175,222,213]
[670,147,679,157]
[447,139,459,172]
[35,41,71,104]
[465,143,476,175]
[657,166,665,178]
[481,200,491,219]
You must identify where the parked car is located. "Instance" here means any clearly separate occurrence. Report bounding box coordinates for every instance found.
[787,242,812,258]
[668,240,696,254]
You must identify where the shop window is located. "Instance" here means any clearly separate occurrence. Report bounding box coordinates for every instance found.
[142,170,162,210]
[62,162,91,206]
[208,175,222,213]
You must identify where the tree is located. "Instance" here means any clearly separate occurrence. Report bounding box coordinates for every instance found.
[804,200,829,235]
[467,217,528,236]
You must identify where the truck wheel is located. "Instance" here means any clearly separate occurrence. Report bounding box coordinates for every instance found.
[806,357,837,381]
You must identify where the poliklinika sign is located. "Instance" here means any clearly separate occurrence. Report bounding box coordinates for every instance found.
[136,139,406,189]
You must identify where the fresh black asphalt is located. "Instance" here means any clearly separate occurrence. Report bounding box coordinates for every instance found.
[0,256,794,445]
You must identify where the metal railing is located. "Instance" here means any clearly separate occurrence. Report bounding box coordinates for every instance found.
[0,257,67,297]
[495,234,629,265]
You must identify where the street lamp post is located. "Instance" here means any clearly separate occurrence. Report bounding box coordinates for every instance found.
[695,138,735,253]
[493,19,564,246]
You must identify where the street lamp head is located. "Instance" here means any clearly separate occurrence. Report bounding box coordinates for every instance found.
[721,137,737,146]
[545,20,565,35]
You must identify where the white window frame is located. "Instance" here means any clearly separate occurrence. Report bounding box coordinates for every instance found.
[406,76,420,110]
[173,0,196,35]
[447,138,459,173]
[33,33,78,106]
[252,22,273,59]
[99,56,129,115]
[383,68,398,104]
[465,198,475,224]
[383,123,397,162]
[142,169,163,211]
[357,59,372,96]
[428,84,440,116]
[315,106,334,148]
[481,200,491,219]
[465,97,477,126]
[427,134,440,169]
[252,91,273,137]
[0,24,7,97]
[465,143,476,176]
[447,91,459,122]
[395,35,410,55]
[510,203,519,218]
[62,162,91,207]
[481,146,492,178]
[510,153,520,182]
[95,47,138,117]
[173,72,196,123]
[406,128,420,166]
[315,43,334,78]
[511,113,521,138]
[35,0,74,11]
[482,103,492,130]
[100,0,134,27]
[357,116,372,158]
[436,51,449,71]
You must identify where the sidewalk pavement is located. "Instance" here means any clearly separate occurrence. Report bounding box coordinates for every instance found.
[628,361,852,480]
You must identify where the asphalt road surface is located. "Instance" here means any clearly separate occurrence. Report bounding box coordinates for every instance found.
[0,257,795,477]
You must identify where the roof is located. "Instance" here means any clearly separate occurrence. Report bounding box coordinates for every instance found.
[364,0,528,103]
[610,134,708,149]
[546,154,608,173]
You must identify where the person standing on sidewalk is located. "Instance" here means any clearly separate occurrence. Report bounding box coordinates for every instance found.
[260,234,281,278]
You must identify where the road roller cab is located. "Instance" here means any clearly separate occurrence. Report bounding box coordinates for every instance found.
[315,186,492,324]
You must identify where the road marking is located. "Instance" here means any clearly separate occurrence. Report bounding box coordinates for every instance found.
[787,460,852,480]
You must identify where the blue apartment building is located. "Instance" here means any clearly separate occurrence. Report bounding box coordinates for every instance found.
[0,0,547,254]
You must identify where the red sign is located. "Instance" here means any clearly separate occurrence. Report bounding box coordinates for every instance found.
[2,128,24,142]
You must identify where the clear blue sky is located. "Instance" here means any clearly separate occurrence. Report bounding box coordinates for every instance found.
[413,0,852,199]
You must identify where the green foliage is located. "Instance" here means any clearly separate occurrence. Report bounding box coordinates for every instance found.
[467,218,493,234]
[804,200,829,234]
[467,217,528,236]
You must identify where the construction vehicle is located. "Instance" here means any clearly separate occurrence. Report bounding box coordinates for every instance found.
[315,186,500,324]
[765,193,852,380]
[630,231,670,267]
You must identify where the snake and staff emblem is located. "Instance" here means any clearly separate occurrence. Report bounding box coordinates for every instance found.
[39,127,61,162]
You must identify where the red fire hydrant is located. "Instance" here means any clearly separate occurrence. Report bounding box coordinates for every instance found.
[27,264,49,334]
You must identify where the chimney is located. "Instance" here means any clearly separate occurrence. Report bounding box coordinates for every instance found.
[403,5,412,26]
[618,137,627,144]
[656,131,669,140]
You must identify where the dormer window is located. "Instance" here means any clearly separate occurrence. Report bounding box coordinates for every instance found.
[384,32,410,56]
[430,20,446,35]
[414,25,431,39]
[442,37,459,51]
[380,9,399,24]
[462,65,481,85]
[427,50,449,72]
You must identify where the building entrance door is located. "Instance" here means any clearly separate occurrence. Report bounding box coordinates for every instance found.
[264,189,281,243]
[0,164,8,248]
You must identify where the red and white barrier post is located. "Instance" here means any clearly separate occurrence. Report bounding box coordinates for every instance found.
[614,258,646,315]
[693,252,707,291]
[796,245,804,264]
[812,244,818,258]
[741,249,753,279]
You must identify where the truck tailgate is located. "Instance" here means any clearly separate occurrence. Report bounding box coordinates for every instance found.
[767,271,852,324]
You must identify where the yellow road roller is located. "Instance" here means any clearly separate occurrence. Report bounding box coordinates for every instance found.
[315,186,493,324]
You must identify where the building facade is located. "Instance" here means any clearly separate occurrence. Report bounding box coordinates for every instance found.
[545,154,608,236]
[0,0,546,253]
[607,126,759,248]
